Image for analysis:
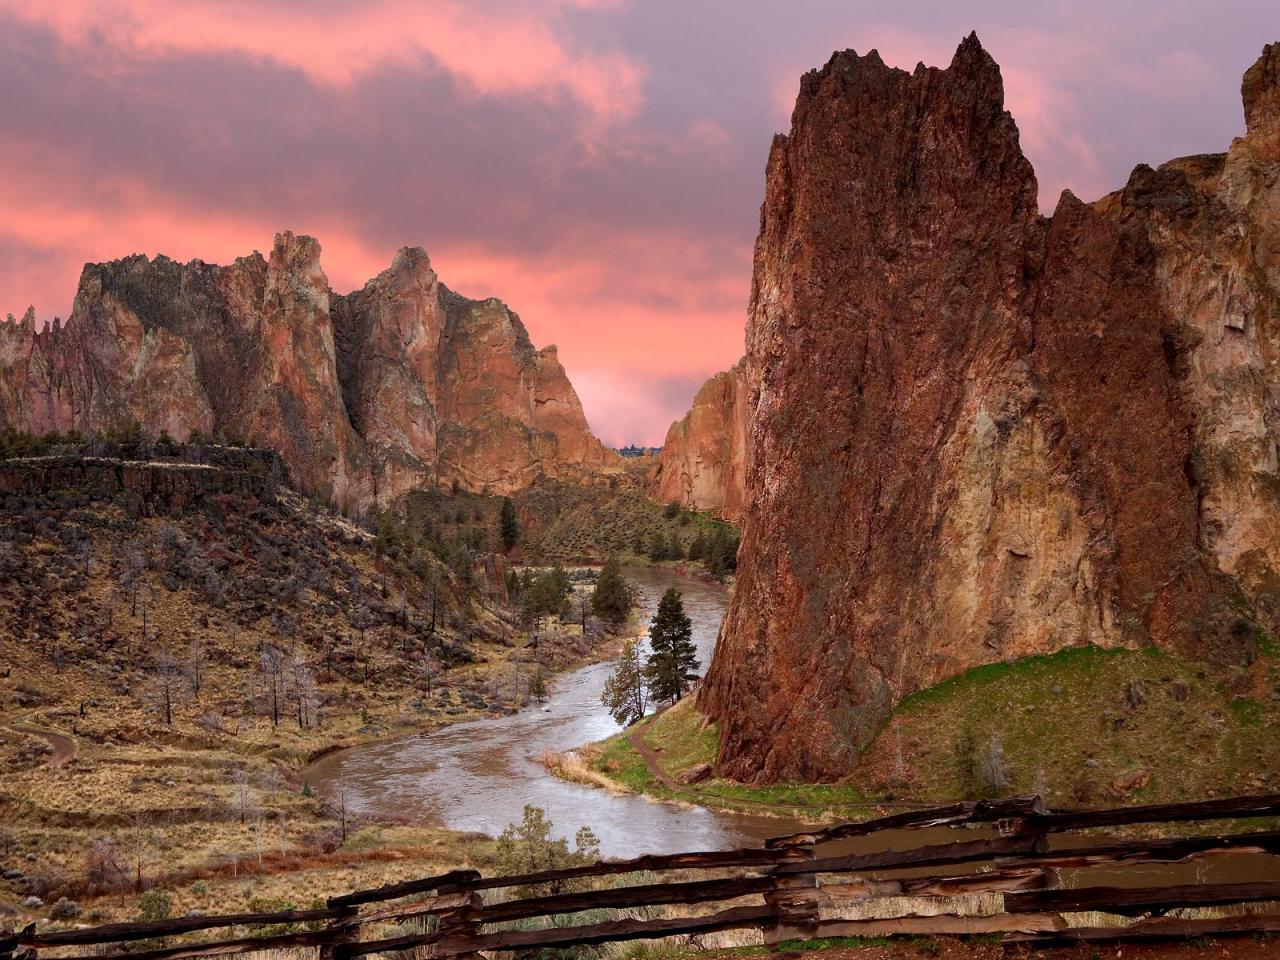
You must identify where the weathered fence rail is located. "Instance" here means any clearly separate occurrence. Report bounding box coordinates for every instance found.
[8,792,1280,960]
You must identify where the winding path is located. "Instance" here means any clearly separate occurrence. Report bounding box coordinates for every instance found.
[6,720,76,766]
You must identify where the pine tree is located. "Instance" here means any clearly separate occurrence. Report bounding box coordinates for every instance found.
[548,563,571,616]
[601,639,647,726]
[706,525,740,579]
[499,497,519,551]
[591,556,635,629]
[644,588,699,703]
[687,530,707,562]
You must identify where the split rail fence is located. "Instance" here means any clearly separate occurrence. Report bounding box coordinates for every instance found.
[8,792,1280,959]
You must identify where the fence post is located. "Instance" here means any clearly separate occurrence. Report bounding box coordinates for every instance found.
[436,891,484,960]
[1,925,35,960]
[764,846,819,950]
[318,907,360,960]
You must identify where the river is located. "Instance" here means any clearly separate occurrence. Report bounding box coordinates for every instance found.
[305,566,808,857]
[304,565,1280,885]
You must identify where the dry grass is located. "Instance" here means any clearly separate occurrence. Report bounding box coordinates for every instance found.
[539,747,625,793]
[0,483,620,925]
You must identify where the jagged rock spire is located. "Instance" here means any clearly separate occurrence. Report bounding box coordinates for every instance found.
[1244,42,1280,136]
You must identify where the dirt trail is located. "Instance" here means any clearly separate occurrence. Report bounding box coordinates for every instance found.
[627,708,680,790]
[6,720,76,766]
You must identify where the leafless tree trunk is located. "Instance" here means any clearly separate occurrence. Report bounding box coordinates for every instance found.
[145,647,182,726]
[258,645,287,726]
[184,639,205,697]
[288,650,318,730]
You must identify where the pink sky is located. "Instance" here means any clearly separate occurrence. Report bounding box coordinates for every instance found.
[0,1,1272,445]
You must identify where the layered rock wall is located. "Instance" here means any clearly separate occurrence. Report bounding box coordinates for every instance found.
[649,360,749,521]
[701,37,1280,782]
[1,235,620,506]
[0,454,281,513]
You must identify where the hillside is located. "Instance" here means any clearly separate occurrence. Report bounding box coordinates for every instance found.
[0,439,614,922]
[400,479,739,570]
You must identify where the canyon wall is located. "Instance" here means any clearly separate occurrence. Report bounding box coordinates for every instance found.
[0,235,620,507]
[701,36,1280,782]
[648,359,748,521]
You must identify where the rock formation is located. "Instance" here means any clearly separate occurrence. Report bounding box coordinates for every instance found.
[0,235,619,506]
[701,36,1280,782]
[648,359,748,521]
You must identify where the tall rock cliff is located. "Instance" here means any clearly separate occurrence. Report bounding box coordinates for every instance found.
[701,36,1280,782]
[0,235,620,506]
[648,359,749,521]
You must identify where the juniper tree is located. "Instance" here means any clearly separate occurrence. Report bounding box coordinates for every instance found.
[644,588,699,703]
[601,639,647,726]
[591,556,635,629]
[499,497,519,551]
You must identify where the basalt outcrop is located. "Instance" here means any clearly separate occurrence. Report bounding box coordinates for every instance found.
[648,359,748,521]
[0,235,619,507]
[0,451,284,514]
[701,37,1280,782]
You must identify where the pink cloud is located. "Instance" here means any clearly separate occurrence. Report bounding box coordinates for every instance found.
[0,0,645,124]
[0,148,748,445]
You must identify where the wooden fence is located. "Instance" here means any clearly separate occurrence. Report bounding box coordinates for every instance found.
[8,792,1280,960]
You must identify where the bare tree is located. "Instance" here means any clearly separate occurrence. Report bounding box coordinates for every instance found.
[139,583,153,638]
[262,766,285,801]
[77,538,94,575]
[350,604,374,658]
[184,639,205,697]
[103,584,119,630]
[123,542,146,615]
[145,647,183,726]
[232,769,259,826]
[413,649,441,698]
[331,776,352,844]
[258,645,287,726]
[84,836,128,899]
[287,650,318,730]
[124,814,153,893]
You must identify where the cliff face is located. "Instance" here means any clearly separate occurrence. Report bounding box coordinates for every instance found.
[701,37,1280,782]
[648,360,749,521]
[0,234,619,506]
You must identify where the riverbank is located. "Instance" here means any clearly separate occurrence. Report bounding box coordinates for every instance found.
[562,642,1280,821]
[301,566,800,856]
[552,698,892,821]
[0,554,641,928]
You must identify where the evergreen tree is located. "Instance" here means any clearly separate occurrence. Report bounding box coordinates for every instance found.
[705,525,740,579]
[687,530,708,562]
[648,532,667,563]
[591,556,635,629]
[548,563,572,615]
[601,639,647,725]
[499,497,519,551]
[644,588,699,703]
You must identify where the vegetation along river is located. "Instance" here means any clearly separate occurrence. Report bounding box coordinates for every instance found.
[305,566,808,856]
[306,565,1280,887]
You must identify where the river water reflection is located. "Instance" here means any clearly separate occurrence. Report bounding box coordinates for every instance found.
[305,566,808,856]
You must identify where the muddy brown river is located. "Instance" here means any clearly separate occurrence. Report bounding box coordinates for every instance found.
[305,566,811,856]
